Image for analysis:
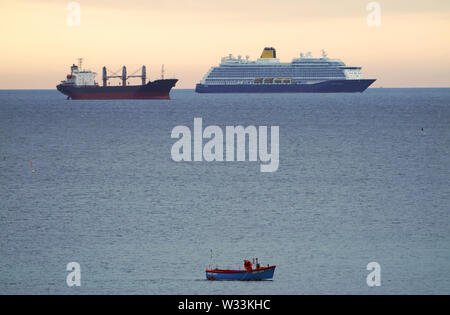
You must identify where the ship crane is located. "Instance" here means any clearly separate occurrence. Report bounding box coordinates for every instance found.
[102,65,147,86]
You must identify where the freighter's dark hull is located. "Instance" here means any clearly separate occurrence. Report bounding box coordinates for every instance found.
[195,79,376,93]
[57,79,178,100]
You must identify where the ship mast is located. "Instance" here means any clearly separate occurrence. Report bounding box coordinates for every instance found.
[161,64,165,80]
[77,58,83,70]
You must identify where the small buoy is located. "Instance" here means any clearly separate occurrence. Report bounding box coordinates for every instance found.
[30,161,33,167]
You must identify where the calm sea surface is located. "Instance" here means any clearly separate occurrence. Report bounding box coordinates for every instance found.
[0,89,449,294]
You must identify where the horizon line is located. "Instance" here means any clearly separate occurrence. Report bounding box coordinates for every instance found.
[1,87,450,91]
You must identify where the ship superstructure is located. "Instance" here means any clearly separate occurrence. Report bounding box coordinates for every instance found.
[196,47,375,93]
[63,62,97,86]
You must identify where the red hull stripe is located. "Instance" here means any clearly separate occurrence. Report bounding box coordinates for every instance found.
[70,92,170,100]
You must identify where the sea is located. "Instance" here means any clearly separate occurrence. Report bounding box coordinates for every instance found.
[0,88,449,294]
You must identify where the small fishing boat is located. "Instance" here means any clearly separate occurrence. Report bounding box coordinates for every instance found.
[205,257,276,281]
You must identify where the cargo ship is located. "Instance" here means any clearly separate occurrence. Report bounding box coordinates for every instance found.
[57,59,178,100]
[196,47,375,93]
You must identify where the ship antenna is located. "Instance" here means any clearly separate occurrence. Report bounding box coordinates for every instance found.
[77,58,83,70]
[210,249,214,268]
[161,64,165,80]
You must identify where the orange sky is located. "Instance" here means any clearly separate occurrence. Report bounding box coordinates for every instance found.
[0,0,449,88]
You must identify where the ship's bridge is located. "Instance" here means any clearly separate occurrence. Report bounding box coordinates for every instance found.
[62,64,97,86]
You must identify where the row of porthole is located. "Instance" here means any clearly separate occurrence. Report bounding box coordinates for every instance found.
[254,78,292,84]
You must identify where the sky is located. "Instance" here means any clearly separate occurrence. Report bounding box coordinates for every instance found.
[0,0,449,88]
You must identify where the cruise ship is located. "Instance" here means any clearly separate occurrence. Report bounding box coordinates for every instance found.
[196,47,375,93]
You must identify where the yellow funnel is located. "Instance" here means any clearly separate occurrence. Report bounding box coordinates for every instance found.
[260,47,277,58]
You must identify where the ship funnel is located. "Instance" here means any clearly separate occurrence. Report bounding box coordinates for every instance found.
[260,47,277,59]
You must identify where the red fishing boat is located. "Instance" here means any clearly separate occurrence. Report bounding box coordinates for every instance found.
[206,258,276,281]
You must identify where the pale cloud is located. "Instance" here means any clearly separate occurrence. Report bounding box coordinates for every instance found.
[15,0,450,17]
